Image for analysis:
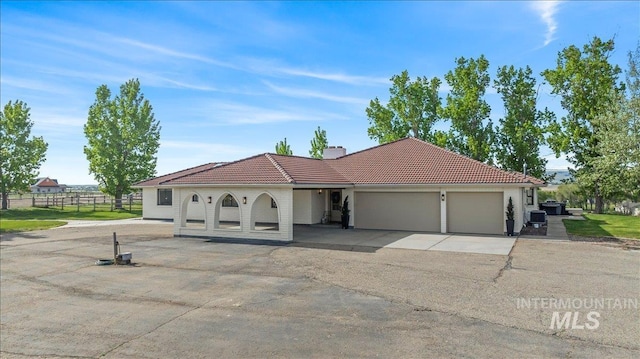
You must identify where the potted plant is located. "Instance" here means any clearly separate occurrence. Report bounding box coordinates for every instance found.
[341,195,350,229]
[506,196,515,236]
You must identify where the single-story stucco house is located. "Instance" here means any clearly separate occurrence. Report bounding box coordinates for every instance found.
[134,137,545,241]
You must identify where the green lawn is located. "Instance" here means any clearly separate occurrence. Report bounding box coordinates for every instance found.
[564,214,640,240]
[0,220,67,233]
[0,207,142,234]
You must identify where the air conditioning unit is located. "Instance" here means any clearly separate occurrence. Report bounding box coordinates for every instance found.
[529,210,547,225]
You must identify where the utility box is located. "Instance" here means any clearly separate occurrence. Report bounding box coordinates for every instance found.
[116,252,132,265]
[529,210,547,225]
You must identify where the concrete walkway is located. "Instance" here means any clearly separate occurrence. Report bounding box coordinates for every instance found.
[59,218,171,228]
[519,215,579,241]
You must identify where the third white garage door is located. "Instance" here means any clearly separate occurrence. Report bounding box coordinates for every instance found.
[447,192,504,235]
[355,192,440,232]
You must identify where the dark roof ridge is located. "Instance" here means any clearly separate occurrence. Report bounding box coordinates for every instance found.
[268,152,323,161]
[327,137,408,161]
[156,162,227,185]
[137,162,216,184]
[265,153,295,183]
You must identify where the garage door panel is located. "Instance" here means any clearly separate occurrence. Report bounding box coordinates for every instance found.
[447,192,503,235]
[355,192,440,232]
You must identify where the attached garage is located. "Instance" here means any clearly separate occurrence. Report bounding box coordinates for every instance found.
[447,192,503,235]
[355,192,440,232]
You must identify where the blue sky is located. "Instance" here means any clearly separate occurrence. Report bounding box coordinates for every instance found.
[1,1,638,185]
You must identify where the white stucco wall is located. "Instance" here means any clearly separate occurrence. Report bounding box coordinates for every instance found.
[173,187,294,241]
[292,190,325,224]
[310,190,325,224]
[293,190,310,224]
[141,187,174,220]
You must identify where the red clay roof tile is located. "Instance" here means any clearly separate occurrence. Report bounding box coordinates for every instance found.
[137,138,545,186]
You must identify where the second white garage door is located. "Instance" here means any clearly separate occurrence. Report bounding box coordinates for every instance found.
[355,192,440,232]
[447,192,504,235]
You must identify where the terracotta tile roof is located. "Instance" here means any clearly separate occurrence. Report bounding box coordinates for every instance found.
[327,138,545,185]
[268,154,350,184]
[137,137,544,186]
[134,162,223,186]
[165,155,292,185]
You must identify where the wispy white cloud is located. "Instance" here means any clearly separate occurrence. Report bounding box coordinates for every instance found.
[112,37,238,70]
[274,67,389,86]
[263,81,368,105]
[0,76,75,95]
[203,101,349,125]
[530,1,562,47]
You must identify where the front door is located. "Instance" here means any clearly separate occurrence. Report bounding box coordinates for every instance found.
[330,190,342,223]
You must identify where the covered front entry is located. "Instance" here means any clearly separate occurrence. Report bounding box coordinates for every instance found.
[354,192,441,232]
[447,192,503,235]
[174,187,294,241]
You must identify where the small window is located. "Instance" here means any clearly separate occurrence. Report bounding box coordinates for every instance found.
[192,194,199,202]
[222,194,238,207]
[157,189,172,206]
[526,188,534,206]
[271,198,277,208]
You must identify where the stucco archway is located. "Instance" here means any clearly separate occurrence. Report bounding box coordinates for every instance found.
[214,192,241,230]
[250,192,280,231]
[180,191,206,229]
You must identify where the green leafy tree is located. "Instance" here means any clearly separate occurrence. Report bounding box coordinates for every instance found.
[366,70,442,144]
[582,45,640,202]
[84,79,161,209]
[0,100,48,210]
[309,126,328,159]
[542,36,624,213]
[443,55,494,162]
[275,137,293,156]
[493,65,555,180]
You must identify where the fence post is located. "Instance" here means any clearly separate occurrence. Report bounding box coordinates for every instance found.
[61,198,64,210]
[129,195,132,212]
[93,197,96,211]
[110,198,113,211]
[46,196,49,207]
[32,197,35,207]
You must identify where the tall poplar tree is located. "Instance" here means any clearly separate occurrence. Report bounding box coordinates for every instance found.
[442,55,494,163]
[542,36,624,213]
[493,65,554,179]
[84,79,161,209]
[366,70,441,144]
[0,100,48,210]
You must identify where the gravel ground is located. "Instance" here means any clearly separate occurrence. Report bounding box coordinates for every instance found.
[1,223,638,358]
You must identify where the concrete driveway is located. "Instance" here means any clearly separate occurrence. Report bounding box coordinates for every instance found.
[293,225,516,255]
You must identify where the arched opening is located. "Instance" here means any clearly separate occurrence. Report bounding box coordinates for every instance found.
[250,193,280,231]
[214,193,241,230]
[181,191,205,229]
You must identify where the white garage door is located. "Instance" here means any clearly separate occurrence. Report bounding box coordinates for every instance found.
[447,192,503,235]
[355,192,440,232]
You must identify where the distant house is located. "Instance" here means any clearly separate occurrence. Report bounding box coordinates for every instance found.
[134,138,546,242]
[31,177,67,193]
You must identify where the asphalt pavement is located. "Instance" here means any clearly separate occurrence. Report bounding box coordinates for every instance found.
[1,222,638,358]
